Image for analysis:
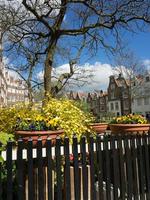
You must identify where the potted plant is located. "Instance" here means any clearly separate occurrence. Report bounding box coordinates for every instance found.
[109,114,150,134]
[0,98,93,145]
[90,122,109,134]
[89,116,111,134]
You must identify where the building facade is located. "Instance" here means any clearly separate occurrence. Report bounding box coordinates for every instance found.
[107,74,130,116]
[6,71,28,105]
[68,90,108,118]
[0,31,28,106]
[0,62,7,106]
[132,73,150,116]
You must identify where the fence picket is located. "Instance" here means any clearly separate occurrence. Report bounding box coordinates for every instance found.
[104,135,111,200]
[89,136,96,200]
[73,135,80,200]
[17,138,24,200]
[55,137,62,200]
[37,137,44,200]
[137,135,145,199]
[80,136,88,200]
[46,138,53,200]
[6,140,13,200]
[143,135,150,199]
[111,136,120,200]
[130,136,139,200]
[96,135,104,200]
[118,136,126,199]
[124,135,133,199]
[27,138,34,200]
[64,137,71,200]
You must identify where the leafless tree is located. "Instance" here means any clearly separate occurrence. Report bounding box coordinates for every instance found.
[1,0,150,101]
[113,49,147,113]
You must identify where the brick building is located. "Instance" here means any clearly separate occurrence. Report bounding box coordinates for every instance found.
[107,74,130,116]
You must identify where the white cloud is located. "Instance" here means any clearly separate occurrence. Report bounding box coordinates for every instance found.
[37,62,114,91]
[143,59,150,70]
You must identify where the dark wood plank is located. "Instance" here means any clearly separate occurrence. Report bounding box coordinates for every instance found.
[104,135,111,200]
[124,135,133,200]
[111,136,119,200]
[64,137,71,200]
[89,136,96,200]
[73,136,80,200]
[27,138,34,200]
[46,138,53,200]
[17,138,24,200]
[143,135,150,199]
[55,137,62,200]
[137,135,145,200]
[80,136,88,200]
[37,137,44,200]
[6,140,13,200]
[96,135,104,200]
[130,135,139,200]
[118,136,126,200]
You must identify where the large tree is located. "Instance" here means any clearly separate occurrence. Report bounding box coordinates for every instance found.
[1,0,150,100]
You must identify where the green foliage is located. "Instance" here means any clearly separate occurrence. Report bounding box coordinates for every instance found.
[0,132,14,145]
[0,132,14,164]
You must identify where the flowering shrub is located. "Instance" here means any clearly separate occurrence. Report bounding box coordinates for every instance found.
[0,98,93,141]
[110,114,148,124]
[42,98,93,141]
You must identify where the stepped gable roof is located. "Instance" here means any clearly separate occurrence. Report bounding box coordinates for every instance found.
[94,90,108,97]
[76,92,88,99]
[114,74,130,87]
[68,91,77,99]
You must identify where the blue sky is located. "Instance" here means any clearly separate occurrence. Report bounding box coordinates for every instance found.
[81,30,150,65]
[53,30,150,92]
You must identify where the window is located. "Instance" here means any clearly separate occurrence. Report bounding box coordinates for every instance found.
[111,103,114,110]
[144,97,149,105]
[110,84,115,89]
[100,97,104,104]
[122,91,128,98]
[123,100,129,109]
[111,91,115,99]
[115,102,119,110]
[146,76,150,82]
[100,106,105,111]
[137,98,142,106]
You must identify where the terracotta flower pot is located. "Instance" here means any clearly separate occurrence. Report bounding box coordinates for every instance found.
[109,124,150,134]
[90,123,109,134]
[15,130,64,146]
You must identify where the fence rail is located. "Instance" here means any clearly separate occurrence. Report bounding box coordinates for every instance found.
[1,133,150,199]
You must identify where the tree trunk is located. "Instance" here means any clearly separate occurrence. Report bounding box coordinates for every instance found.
[44,37,58,101]
[28,82,33,109]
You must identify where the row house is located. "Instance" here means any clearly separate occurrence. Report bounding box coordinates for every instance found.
[0,32,28,106]
[68,90,108,118]
[107,74,130,116]
[132,73,150,117]
[0,63,28,106]
[0,32,7,106]
[6,72,28,105]
[68,73,149,118]
[0,62,7,106]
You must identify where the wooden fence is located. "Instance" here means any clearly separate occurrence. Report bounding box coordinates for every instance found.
[1,133,150,200]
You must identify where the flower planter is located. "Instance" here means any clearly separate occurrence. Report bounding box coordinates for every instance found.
[90,123,109,134]
[109,124,150,134]
[15,130,64,146]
